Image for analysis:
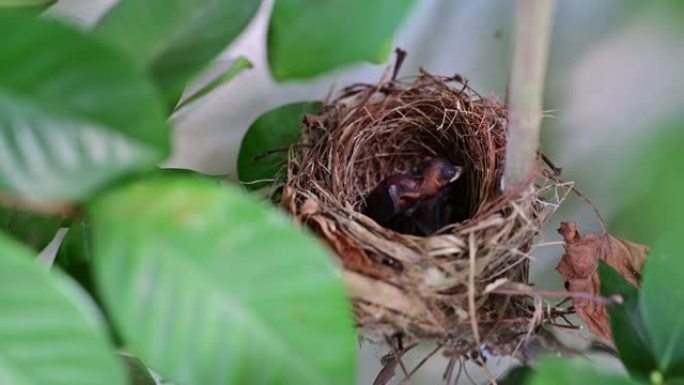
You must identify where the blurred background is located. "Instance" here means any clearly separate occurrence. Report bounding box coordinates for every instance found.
[46,1,684,383]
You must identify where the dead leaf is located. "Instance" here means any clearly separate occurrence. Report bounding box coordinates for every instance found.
[307,214,393,279]
[556,222,649,340]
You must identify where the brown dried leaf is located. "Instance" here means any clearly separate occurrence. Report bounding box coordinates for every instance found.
[556,222,649,340]
[307,214,392,279]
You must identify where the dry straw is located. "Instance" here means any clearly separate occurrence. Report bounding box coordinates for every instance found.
[281,67,571,360]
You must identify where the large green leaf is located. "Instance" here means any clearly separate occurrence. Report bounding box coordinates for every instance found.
[640,234,684,377]
[0,0,54,5]
[0,15,169,202]
[0,0,56,12]
[599,262,657,380]
[529,357,643,385]
[0,232,126,385]
[238,102,321,191]
[268,0,415,80]
[90,177,356,385]
[95,0,262,106]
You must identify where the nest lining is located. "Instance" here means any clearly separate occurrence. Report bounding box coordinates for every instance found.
[281,71,568,355]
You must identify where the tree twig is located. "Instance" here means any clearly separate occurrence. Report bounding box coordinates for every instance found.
[492,288,623,306]
[503,0,555,190]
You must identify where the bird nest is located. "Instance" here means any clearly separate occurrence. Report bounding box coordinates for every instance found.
[281,70,569,358]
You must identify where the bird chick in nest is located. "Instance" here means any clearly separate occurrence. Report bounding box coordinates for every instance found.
[362,158,466,236]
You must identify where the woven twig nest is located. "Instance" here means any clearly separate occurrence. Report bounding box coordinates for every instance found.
[281,70,568,357]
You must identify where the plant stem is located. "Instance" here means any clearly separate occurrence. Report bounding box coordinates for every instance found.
[503,0,555,191]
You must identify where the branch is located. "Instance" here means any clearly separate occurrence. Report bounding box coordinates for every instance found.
[503,0,555,190]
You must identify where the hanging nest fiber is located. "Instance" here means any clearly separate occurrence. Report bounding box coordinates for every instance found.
[281,67,569,358]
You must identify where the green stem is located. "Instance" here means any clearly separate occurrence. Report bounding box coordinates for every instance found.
[503,0,555,191]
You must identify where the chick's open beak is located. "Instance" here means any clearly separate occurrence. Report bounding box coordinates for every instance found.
[449,166,464,183]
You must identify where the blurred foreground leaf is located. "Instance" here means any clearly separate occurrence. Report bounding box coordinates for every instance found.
[0,0,54,4]
[268,0,415,80]
[0,15,169,202]
[640,233,684,378]
[0,0,56,12]
[599,262,656,380]
[0,233,125,385]
[95,0,261,107]
[90,176,356,385]
[238,102,321,190]
[529,357,642,385]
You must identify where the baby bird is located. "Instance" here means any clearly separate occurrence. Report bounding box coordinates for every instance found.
[362,173,421,230]
[418,159,463,197]
[362,159,463,234]
[410,180,468,235]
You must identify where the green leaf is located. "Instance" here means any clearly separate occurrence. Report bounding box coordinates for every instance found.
[238,102,321,190]
[151,168,228,185]
[0,232,126,385]
[90,176,357,385]
[640,234,684,377]
[0,0,53,4]
[175,56,253,111]
[268,0,415,80]
[599,261,657,380]
[0,0,56,13]
[369,38,395,64]
[529,357,643,385]
[52,221,123,345]
[0,0,56,7]
[0,14,169,202]
[95,0,261,106]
